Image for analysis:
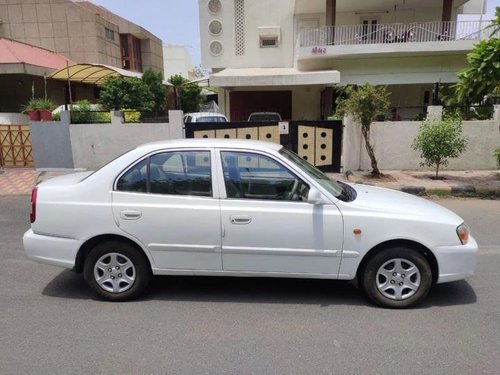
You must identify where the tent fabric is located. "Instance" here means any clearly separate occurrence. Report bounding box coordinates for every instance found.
[50,63,172,86]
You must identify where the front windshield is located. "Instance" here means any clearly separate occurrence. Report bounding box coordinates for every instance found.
[279,147,353,201]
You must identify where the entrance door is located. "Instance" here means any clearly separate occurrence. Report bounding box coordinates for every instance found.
[112,149,222,270]
[218,149,343,275]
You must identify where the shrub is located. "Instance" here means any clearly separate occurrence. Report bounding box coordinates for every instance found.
[412,116,468,178]
[495,148,500,168]
[122,109,141,123]
[70,100,110,124]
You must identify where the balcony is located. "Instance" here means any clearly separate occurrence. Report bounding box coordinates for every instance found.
[298,20,491,60]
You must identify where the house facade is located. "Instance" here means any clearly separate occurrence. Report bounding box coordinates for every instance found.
[0,0,164,112]
[199,0,489,121]
[0,0,163,73]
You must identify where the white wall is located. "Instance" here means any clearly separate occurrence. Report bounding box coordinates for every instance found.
[343,118,500,171]
[163,44,194,79]
[0,113,29,124]
[200,0,296,69]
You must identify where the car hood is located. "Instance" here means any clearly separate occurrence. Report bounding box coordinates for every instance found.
[344,184,463,225]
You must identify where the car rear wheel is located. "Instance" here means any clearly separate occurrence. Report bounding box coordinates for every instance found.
[362,247,432,308]
[83,241,151,301]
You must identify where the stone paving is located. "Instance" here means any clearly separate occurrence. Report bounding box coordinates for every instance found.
[1,167,499,196]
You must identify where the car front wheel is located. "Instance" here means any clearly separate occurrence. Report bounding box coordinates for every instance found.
[83,241,151,301]
[362,247,432,308]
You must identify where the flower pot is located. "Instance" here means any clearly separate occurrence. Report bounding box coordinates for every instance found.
[27,110,40,121]
[39,110,53,121]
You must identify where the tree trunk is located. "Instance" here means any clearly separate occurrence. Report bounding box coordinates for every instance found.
[435,161,440,179]
[361,124,381,177]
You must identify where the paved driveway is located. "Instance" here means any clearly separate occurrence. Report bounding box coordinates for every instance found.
[0,196,499,374]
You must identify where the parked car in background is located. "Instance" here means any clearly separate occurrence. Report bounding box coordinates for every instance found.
[23,139,477,308]
[184,112,228,123]
[247,112,282,122]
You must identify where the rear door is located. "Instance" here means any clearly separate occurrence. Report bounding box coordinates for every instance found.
[111,149,222,270]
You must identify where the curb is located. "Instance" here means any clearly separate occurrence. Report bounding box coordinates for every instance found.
[400,185,500,197]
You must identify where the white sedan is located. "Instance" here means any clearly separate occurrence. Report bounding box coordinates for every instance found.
[23,139,477,308]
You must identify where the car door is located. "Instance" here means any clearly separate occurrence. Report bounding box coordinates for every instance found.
[217,149,344,275]
[112,149,222,270]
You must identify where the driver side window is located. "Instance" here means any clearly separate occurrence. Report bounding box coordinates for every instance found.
[221,151,309,201]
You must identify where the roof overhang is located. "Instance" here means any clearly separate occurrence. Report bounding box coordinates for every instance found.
[210,68,340,88]
[49,63,172,86]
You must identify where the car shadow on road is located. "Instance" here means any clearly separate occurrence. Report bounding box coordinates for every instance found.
[420,280,477,308]
[42,270,477,308]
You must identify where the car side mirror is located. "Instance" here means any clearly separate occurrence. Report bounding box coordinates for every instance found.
[307,186,326,205]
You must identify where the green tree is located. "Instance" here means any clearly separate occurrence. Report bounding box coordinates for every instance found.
[98,76,154,111]
[142,68,166,113]
[454,7,500,104]
[168,74,204,113]
[335,83,391,177]
[412,116,468,179]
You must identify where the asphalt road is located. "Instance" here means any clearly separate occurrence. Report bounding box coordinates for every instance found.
[0,195,499,374]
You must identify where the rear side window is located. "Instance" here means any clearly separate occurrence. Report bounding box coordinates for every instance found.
[198,116,227,122]
[116,159,147,192]
[116,151,212,197]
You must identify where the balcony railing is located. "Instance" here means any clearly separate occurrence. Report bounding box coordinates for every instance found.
[299,20,491,47]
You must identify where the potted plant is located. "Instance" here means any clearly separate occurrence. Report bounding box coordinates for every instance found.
[22,98,54,121]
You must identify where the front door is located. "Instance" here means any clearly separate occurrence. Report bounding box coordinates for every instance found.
[112,149,222,270]
[217,149,343,275]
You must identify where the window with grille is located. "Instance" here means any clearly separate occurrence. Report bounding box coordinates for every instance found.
[234,0,245,56]
[105,27,115,41]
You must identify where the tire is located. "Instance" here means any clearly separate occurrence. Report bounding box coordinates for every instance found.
[83,240,152,301]
[361,247,432,308]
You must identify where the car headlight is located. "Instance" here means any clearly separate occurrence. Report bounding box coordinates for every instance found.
[456,223,469,245]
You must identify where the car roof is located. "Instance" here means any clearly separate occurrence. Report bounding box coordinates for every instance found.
[137,138,283,152]
[186,112,227,118]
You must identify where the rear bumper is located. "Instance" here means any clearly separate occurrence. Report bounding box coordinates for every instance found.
[23,229,81,269]
[435,235,478,284]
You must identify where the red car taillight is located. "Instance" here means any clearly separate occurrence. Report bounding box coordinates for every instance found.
[30,188,38,223]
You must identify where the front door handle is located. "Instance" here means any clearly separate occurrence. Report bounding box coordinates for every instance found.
[120,210,142,220]
[230,215,252,225]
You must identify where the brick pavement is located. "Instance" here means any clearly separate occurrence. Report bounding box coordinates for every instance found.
[0,169,38,195]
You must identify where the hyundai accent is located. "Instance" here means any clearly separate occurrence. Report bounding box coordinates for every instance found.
[23,139,477,308]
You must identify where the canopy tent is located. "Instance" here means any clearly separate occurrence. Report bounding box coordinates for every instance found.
[49,63,172,86]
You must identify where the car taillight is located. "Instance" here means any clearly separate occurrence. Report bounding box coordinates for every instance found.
[30,188,38,224]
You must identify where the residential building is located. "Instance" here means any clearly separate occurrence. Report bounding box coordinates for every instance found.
[0,0,163,73]
[163,44,195,80]
[0,0,164,112]
[198,0,489,121]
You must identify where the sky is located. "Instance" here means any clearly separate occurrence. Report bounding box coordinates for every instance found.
[91,0,500,68]
[91,0,202,65]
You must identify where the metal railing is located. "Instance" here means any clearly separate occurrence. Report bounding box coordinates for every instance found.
[122,111,169,124]
[299,20,491,47]
[70,111,111,124]
[442,105,494,121]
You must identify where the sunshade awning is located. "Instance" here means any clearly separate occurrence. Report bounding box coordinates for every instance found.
[210,68,340,88]
[49,63,172,86]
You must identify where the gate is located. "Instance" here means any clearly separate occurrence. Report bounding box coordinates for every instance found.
[0,125,34,167]
[185,120,342,172]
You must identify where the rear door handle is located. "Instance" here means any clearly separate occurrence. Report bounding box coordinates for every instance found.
[120,210,142,220]
[230,215,252,225]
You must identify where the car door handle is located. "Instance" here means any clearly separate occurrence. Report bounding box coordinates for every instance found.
[230,215,252,225]
[120,210,142,220]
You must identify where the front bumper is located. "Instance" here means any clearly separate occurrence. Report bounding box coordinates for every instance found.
[435,235,478,284]
[23,229,81,269]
